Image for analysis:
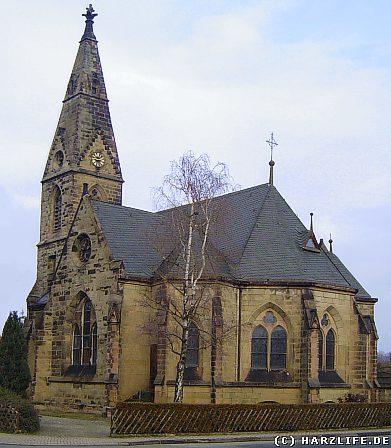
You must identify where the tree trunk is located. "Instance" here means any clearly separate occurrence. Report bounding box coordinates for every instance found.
[174,325,189,403]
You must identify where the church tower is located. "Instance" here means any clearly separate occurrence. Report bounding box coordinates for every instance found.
[28,5,123,305]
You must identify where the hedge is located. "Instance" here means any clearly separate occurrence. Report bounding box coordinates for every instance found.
[0,387,40,433]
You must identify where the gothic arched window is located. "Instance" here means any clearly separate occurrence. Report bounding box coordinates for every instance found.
[270,326,287,370]
[319,312,337,371]
[89,184,107,202]
[53,185,62,232]
[186,322,200,368]
[82,300,92,365]
[251,326,268,369]
[251,312,288,371]
[91,74,100,95]
[72,325,81,365]
[71,295,97,368]
[326,329,335,370]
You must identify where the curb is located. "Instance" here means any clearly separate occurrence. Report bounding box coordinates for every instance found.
[1,428,391,446]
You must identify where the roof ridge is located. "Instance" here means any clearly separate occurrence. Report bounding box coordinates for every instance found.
[91,199,155,216]
[93,184,270,217]
[206,238,235,276]
[321,246,359,292]
[263,186,307,279]
[156,183,269,215]
[236,185,272,267]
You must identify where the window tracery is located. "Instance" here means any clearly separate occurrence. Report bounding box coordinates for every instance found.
[251,311,287,371]
[72,234,92,263]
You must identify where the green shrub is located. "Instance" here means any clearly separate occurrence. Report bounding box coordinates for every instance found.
[0,387,40,433]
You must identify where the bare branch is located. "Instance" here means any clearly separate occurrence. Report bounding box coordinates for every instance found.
[149,150,236,402]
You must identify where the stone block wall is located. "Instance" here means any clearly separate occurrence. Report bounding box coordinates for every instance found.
[32,196,122,412]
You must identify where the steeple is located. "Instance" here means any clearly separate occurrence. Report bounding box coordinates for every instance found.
[40,5,123,245]
[42,4,123,186]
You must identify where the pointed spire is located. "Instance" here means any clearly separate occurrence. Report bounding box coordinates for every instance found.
[329,233,333,253]
[81,4,98,42]
[43,4,123,188]
[266,132,278,186]
[304,212,319,251]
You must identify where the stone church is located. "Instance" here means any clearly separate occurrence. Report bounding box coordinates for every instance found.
[26,6,378,413]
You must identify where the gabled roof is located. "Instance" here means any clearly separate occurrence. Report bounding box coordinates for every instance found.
[91,184,371,299]
[92,201,164,278]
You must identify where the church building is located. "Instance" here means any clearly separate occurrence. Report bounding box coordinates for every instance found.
[26,6,378,413]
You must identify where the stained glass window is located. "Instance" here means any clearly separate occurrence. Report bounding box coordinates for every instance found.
[263,311,277,325]
[326,329,335,370]
[186,322,199,368]
[72,325,81,365]
[270,326,287,369]
[251,326,268,369]
[82,301,92,364]
[71,297,97,367]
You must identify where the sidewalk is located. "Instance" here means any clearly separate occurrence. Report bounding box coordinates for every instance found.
[0,415,391,446]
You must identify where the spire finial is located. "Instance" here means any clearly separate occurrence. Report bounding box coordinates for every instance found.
[329,233,333,253]
[81,4,98,42]
[310,212,314,232]
[266,132,278,186]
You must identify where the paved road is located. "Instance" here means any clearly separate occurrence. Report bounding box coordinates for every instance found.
[38,414,111,438]
[0,442,271,448]
[1,441,391,448]
[0,415,390,447]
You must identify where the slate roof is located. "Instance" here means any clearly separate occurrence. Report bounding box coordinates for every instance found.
[91,184,371,300]
[92,201,165,278]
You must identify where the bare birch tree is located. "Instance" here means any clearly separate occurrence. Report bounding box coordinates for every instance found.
[154,151,235,403]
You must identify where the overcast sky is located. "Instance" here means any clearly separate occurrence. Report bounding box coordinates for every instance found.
[0,1,390,350]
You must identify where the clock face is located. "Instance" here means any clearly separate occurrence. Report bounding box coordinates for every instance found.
[91,152,105,168]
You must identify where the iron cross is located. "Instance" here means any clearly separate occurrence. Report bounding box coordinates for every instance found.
[266,132,278,161]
